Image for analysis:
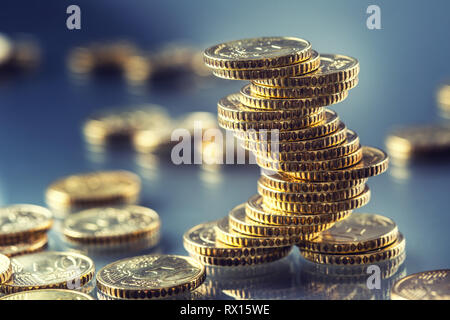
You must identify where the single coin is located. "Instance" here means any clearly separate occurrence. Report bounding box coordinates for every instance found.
[211,51,320,80]
[234,109,340,142]
[250,77,358,99]
[0,234,48,257]
[391,269,450,300]
[386,124,450,159]
[203,37,312,70]
[286,146,388,181]
[297,213,399,254]
[63,205,160,244]
[218,109,324,131]
[0,289,94,300]
[263,185,371,214]
[246,194,352,226]
[239,85,348,110]
[217,93,323,122]
[214,217,320,248]
[0,254,12,284]
[96,254,206,299]
[46,170,141,210]
[254,53,360,87]
[0,204,53,245]
[0,251,95,294]
[183,221,290,258]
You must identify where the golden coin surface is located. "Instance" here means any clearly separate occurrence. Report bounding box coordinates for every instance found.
[0,204,53,245]
[286,146,388,181]
[239,84,348,110]
[1,251,95,294]
[46,170,141,210]
[298,213,398,254]
[96,254,206,299]
[300,233,405,265]
[0,289,94,300]
[0,254,12,284]
[0,234,48,257]
[386,124,450,159]
[63,205,160,244]
[246,194,352,226]
[203,37,312,69]
[183,221,290,258]
[391,269,450,300]
[254,53,360,87]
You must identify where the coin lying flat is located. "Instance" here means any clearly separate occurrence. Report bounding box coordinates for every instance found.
[0,234,48,257]
[0,251,95,294]
[63,205,160,244]
[0,254,12,284]
[0,289,94,300]
[203,37,312,70]
[0,204,53,245]
[298,213,399,254]
[391,269,450,300]
[46,170,141,210]
[96,254,206,299]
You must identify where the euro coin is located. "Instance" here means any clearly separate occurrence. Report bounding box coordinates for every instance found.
[0,289,94,300]
[0,234,48,257]
[391,269,450,300]
[0,254,12,284]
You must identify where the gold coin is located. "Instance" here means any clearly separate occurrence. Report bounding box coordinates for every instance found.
[228,203,333,237]
[300,233,405,265]
[96,254,206,299]
[218,108,324,131]
[250,77,358,99]
[0,234,48,257]
[0,254,12,284]
[217,93,323,122]
[253,53,360,87]
[386,124,450,160]
[246,194,352,226]
[234,109,340,142]
[63,205,160,244]
[211,51,320,80]
[203,37,312,70]
[263,185,371,214]
[259,170,367,193]
[1,251,95,294]
[242,120,347,153]
[45,170,141,210]
[239,84,348,110]
[214,217,319,248]
[0,204,53,245]
[183,221,290,258]
[298,213,399,254]
[286,146,388,181]
[0,289,94,300]
[391,269,450,300]
[255,146,363,172]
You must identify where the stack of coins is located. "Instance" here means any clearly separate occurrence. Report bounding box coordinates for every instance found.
[184,36,393,267]
[0,204,53,257]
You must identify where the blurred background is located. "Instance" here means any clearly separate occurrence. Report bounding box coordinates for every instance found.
[0,0,449,297]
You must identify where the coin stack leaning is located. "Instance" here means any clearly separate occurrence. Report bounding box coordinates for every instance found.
[184,37,393,267]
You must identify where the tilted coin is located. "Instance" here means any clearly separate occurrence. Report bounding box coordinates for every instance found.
[96,254,206,299]
[386,124,450,159]
[0,234,48,257]
[203,37,312,69]
[0,204,53,245]
[239,84,349,110]
[246,194,352,226]
[300,233,405,265]
[0,251,95,294]
[263,185,371,214]
[286,146,388,181]
[298,213,399,254]
[0,254,12,284]
[63,205,160,244]
[211,50,320,80]
[253,53,360,87]
[391,269,450,300]
[46,170,141,210]
[0,289,94,300]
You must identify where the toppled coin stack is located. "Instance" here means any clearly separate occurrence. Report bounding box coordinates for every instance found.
[183,36,401,268]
